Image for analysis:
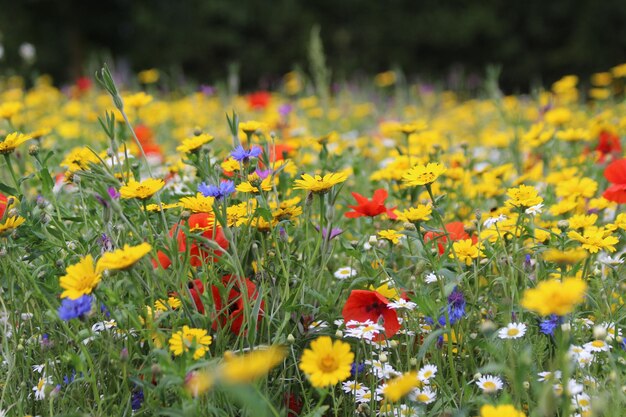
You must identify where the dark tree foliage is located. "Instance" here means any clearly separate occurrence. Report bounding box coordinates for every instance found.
[1,0,625,91]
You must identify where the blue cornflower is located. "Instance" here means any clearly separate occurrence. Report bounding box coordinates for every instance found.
[350,362,365,377]
[230,145,262,162]
[58,295,93,321]
[539,314,562,336]
[131,389,144,411]
[446,287,466,325]
[198,180,235,199]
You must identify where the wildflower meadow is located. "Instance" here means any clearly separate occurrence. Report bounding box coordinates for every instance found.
[3,62,626,417]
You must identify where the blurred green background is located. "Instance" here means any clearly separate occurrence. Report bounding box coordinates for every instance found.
[1,0,626,91]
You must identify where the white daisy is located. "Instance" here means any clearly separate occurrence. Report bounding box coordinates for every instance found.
[575,351,594,368]
[365,359,398,379]
[345,320,384,341]
[334,266,357,280]
[342,380,367,395]
[417,364,438,383]
[410,387,437,404]
[538,370,562,382]
[566,379,584,396]
[598,322,622,341]
[483,214,507,228]
[476,375,503,393]
[572,393,591,410]
[583,339,611,353]
[388,298,417,310]
[424,272,439,284]
[498,322,527,339]
[32,364,45,374]
[525,203,544,215]
[354,387,377,403]
[32,376,52,400]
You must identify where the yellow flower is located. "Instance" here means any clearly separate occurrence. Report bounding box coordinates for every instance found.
[521,277,587,316]
[96,242,152,273]
[378,229,403,244]
[402,163,446,187]
[567,227,619,253]
[293,172,348,194]
[542,248,588,265]
[369,282,401,301]
[143,202,181,212]
[299,336,353,387]
[185,369,214,397]
[555,128,591,142]
[239,121,267,135]
[480,404,525,417]
[169,326,212,360]
[567,214,597,230]
[612,62,626,78]
[60,146,100,172]
[221,158,240,173]
[155,296,182,311]
[124,92,153,108]
[395,205,432,223]
[138,69,160,84]
[179,193,215,213]
[120,178,165,200]
[450,238,481,266]
[0,101,23,119]
[374,71,397,87]
[383,371,420,402]
[0,216,25,235]
[505,184,543,209]
[176,133,214,153]
[59,255,102,300]
[0,132,32,154]
[556,177,597,199]
[220,346,286,384]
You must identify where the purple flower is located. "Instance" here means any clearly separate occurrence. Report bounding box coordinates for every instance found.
[350,362,365,377]
[314,226,343,240]
[231,145,262,163]
[436,287,466,326]
[539,315,562,336]
[200,85,216,96]
[255,168,271,180]
[99,234,113,253]
[107,187,120,199]
[198,180,235,200]
[131,388,144,411]
[278,103,293,117]
[58,295,92,321]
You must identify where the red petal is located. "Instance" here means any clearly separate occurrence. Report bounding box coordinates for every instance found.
[604,159,626,184]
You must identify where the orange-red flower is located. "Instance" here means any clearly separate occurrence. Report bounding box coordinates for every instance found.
[424,221,472,255]
[596,130,621,161]
[211,275,264,335]
[342,290,400,340]
[344,189,397,219]
[154,213,229,269]
[247,91,271,110]
[603,159,626,203]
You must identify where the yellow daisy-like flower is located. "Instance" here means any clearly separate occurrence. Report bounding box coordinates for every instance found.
[169,326,213,360]
[383,371,420,402]
[378,229,403,245]
[299,336,354,387]
[120,178,165,200]
[239,121,267,135]
[505,184,543,209]
[60,146,101,172]
[541,248,588,265]
[96,242,152,273]
[59,255,102,300]
[0,216,25,235]
[124,92,153,108]
[480,404,525,417]
[293,172,348,194]
[179,193,215,213]
[155,296,182,311]
[450,238,482,266]
[401,162,446,187]
[221,158,240,173]
[0,102,23,119]
[176,133,214,154]
[395,205,432,223]
[220,345,287,384]
[143,202,181,212]
[0,132,32,154]
[567,227,619,253]
[185,370,214,397]
[521,277,587,316]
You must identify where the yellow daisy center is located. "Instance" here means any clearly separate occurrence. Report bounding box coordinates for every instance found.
[319,355,338,372]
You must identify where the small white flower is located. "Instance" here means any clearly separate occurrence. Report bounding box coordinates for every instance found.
[424,272,439,284]
[388,298,417,310]
[417,364,437,383]
[583,339,611,353]
[537,370,562,382]
[576,351,594,368]
[476,375,503,393]
[355,387,379,403]
[334,266,357,280]
[572,393,591,410]
[342,380,367,395]
[483,214,507,228]
[598,253,624,266]
[410,387,437,404]
[345,320,384,341]
[20,313,34,321]
[566,379,584,396]
[498,322,527,339]
[32,376,52,400]
[365,359,398,379]
[597,322,621,341]
[32,364,45,374]
[526,203,544,216]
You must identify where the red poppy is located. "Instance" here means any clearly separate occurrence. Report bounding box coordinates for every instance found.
[154,213,229,269]
[284,393,303,417]
[0,193,7,219]
[342,290,401,340]
[344,189,397,219]
[211,275,264,335]
[76,76,92,92]
[596,130,622,162]
[247,91,271,110]
[423,221,472,255]
[603,159,626,203]
[134,125,154,143]
[188,279,205,314]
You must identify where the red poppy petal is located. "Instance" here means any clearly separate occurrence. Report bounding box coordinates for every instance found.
[604,159,626,184]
